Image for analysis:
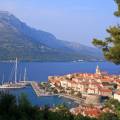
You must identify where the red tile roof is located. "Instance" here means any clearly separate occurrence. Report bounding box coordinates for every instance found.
[99,88,112,93]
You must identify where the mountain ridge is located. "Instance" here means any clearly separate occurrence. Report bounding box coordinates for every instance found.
[0,11,103,61]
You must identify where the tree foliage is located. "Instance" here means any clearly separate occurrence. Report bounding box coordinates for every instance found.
[92,0,120,64]
[103,98,120,119]
[114,0,120,17]
[98,112,118,120]
[1,92,120,120]
[0,92,96,120]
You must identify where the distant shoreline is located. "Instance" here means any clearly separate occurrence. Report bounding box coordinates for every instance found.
[0,60,105,63]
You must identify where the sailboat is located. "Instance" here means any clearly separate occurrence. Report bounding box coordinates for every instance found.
[0,58,27,89]
[19,67,29,86]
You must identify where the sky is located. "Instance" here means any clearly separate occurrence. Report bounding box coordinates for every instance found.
[0,0,118,46]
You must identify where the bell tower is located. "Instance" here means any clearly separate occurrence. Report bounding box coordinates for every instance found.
[96,65,101,75]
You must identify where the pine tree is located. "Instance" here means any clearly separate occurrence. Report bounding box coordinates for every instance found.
[114,0,120,17]
[92,0,120,64]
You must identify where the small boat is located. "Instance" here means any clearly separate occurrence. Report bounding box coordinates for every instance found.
[0,82,26,89]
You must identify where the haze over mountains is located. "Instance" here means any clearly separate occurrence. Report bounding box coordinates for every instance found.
[0,11,103,61]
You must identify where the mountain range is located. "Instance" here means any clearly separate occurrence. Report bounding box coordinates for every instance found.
[0,11,103,61]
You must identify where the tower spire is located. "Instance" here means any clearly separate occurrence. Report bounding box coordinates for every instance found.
[96,65,101,75]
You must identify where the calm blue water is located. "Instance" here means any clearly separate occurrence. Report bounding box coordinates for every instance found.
[2,86,78,108]
[0,61,120,82]
[0,61,120,107]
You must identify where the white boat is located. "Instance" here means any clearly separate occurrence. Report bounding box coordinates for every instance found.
[0,58,28,89]
[0,83,26,89]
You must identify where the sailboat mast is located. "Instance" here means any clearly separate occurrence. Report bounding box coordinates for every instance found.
[24,68,27,82]
[19,72,21,82]
[15,58,17,83]
[2,73,4,85]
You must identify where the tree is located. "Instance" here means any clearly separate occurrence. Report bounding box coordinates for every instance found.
[99,112,118,120]
[114,0,120,17]
[77,92,82,98]
[0,92,42,120]
[18,93,41,120]
[104,98,120,110]
[74,115,97,120]
[0,92,18,120]
[43,105,50,120]
[18,93,31,109]
[104,98,120,119]
[0,92,111,120]
[92,0,120,64]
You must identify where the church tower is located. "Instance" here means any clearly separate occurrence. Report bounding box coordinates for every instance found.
[96,65,101,75]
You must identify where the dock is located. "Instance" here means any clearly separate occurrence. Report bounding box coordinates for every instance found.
[22,81,84,104]
[22,81,52,97]
[30,81,41,96]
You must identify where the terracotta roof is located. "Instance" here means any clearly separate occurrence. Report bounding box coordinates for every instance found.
[115,91,120,95]
[84,108,101,117]
[99,88,112,93]
[71,106,101,118]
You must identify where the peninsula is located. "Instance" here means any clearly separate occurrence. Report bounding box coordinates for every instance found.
[47,66,120,118]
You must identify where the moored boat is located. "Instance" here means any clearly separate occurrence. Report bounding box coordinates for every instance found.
[0,58,28,89]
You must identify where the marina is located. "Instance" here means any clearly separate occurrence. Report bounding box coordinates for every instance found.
[1,86,79,108]
[0,61,119,108]
[30,81,54,97]
[0,58,28,89]
[22,81,47,97]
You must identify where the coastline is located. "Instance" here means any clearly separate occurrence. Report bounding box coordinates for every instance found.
[0,59,105,63]
[31,83,83,105]
[58,93,84,104]
[36,93,82,105]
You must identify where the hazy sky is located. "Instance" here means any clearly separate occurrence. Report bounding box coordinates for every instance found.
[0,0,118,46]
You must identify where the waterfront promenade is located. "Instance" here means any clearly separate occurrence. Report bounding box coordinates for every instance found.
[25,81,83,104]
[30,81,42,96]
[58,94,84,104]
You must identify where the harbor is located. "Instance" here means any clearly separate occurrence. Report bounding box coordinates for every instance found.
[28,81,84,104]
[25,81,52,97]
[0,61,119,108]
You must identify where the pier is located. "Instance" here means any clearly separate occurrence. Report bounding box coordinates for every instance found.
[22,81,84,104]
[22,81,52,97]
[29,81,41,96]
